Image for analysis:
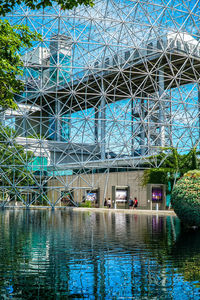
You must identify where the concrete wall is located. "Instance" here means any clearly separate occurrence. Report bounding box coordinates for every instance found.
[47,170,149,208]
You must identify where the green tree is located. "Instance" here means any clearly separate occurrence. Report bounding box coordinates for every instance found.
[0,0,94,16]
[0,20,40,109]
[0,126,35,202]
[142,147,200,192]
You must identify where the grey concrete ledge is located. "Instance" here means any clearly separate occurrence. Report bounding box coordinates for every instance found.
[69,207,176,216]
[1,206,176,216]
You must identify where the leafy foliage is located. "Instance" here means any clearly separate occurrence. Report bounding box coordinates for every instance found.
[0,20,40,109]
[142,147,200,193]
[0,0,94,15]
[171,170,200,226]
[142,168,170,186]
[182,255,200,286]
[0,126,34,190]
[79,200,92,208]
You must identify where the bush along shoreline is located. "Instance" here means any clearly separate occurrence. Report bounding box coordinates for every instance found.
[172,170,200,227]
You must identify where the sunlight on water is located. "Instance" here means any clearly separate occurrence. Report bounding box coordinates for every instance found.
[0,209,200,299]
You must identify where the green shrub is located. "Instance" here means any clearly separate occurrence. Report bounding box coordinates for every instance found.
[142,168,169,186]
[171,170,200,226]
[79,201,92,208]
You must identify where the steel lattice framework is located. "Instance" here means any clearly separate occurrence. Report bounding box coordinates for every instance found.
[1,0,200,207]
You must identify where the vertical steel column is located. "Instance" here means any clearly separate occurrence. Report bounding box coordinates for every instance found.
[158,67,165,147]
[146,95,151,155]
[22,114,26,137]
[168,90,173,146]
[94,106,99,144]
[140,94,145,156]
[59,105,71,142]
[55,12,61,142]
[66,111,71,141]
[100,79,106,160]
[56,100,62,141]
[131,98,134,156]
[55,41,61,141]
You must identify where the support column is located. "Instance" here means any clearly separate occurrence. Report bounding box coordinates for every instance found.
[146,95,151,155]
[94,106,99,144]
[158,67,165,147]
[61,111,71,141]
[55,99,62,141]
[131,98,134,156]
[140,94,145,156]
[168,90,173,147]
[66,112,71,141]
[100,80,106,160]
[22,113,26,137]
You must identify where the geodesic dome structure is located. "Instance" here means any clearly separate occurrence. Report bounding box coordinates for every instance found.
[1,0,200,207]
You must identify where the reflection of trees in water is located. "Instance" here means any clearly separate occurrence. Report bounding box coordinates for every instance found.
[0,210,199,298]
[143,218,200,290]
[0,210,55,298]
[171,228,200,286]
[0,210,33,297]
[142,215,181,257]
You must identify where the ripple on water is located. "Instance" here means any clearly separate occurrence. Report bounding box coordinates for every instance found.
[0,210,199,299]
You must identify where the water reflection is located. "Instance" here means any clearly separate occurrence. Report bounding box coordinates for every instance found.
[0,209,199,298]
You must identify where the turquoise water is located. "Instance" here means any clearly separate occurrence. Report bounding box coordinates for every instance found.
[0,209,200,299]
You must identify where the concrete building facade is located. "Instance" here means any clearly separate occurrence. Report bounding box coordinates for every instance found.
[47,171,166,210]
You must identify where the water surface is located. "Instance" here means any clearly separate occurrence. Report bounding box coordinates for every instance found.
[0,209,200,299]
